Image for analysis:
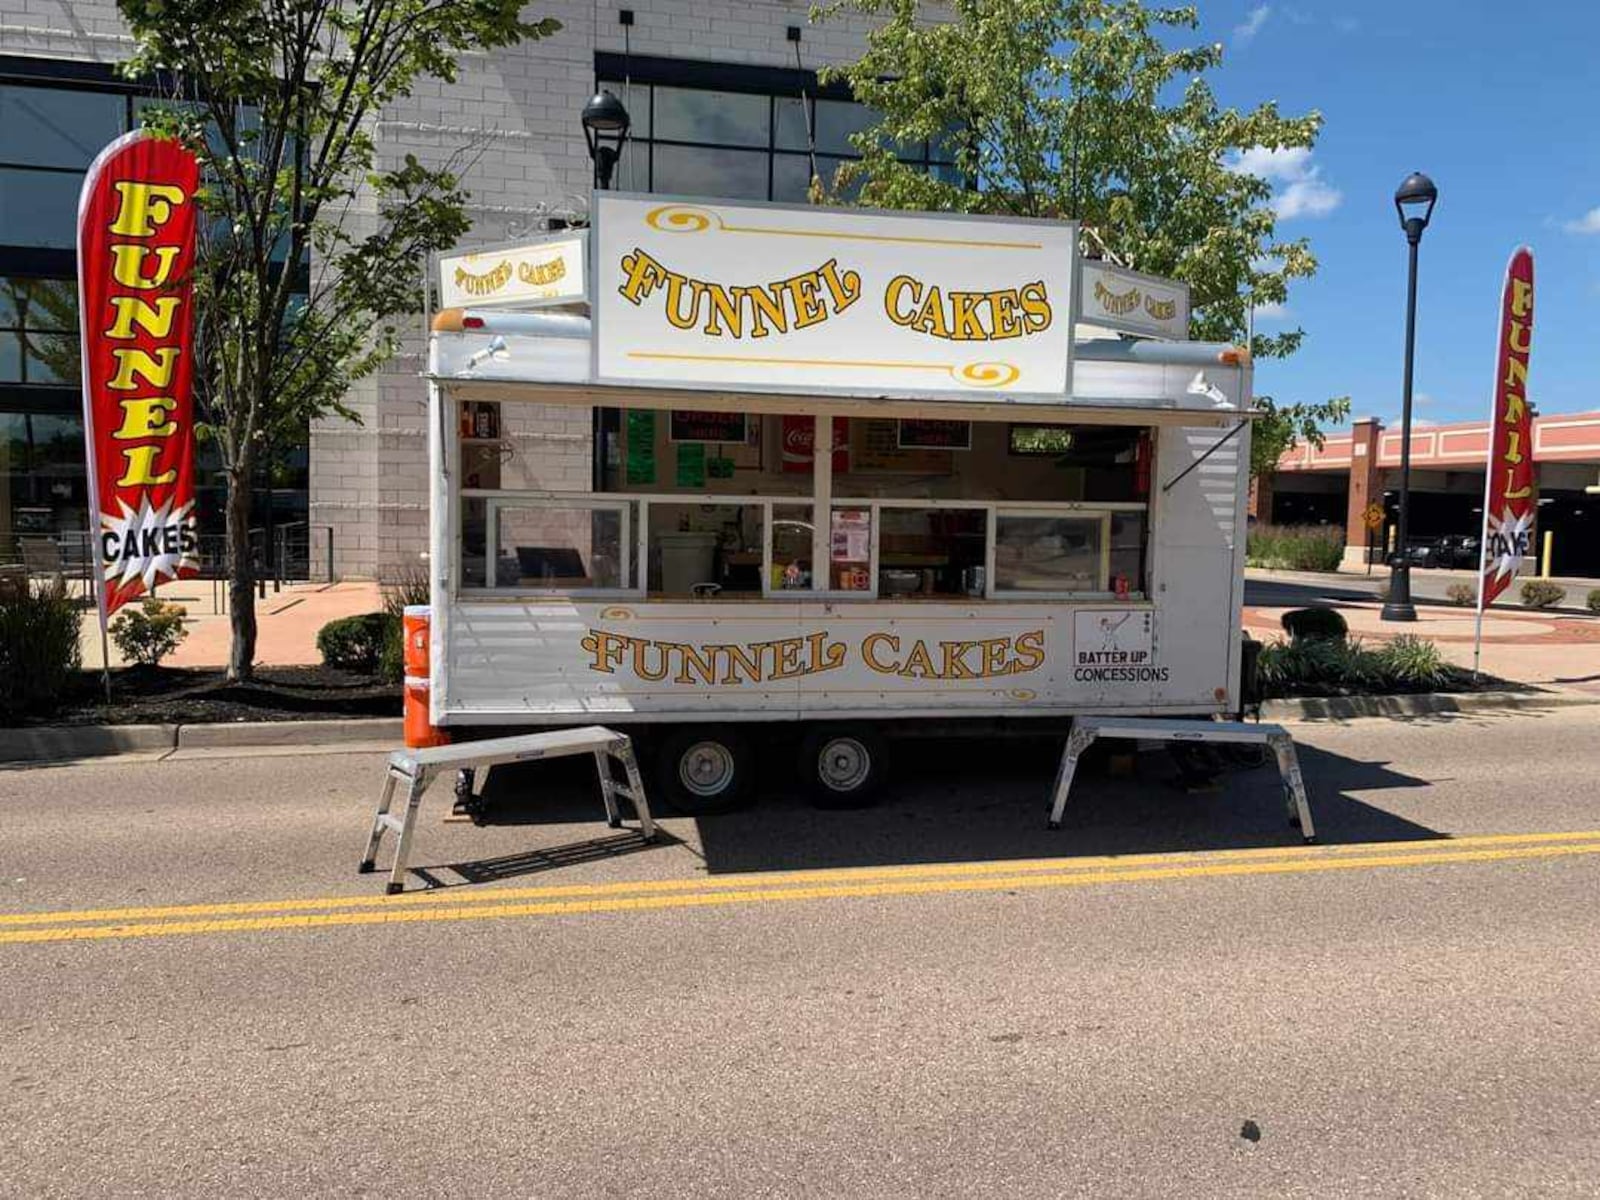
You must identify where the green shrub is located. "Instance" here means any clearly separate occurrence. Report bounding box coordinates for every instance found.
[316,611,397,672]
[109,596,188,667]
[1281,606,1348,641]
[1446,582,1476,607]
[0,578,83,723]
[1246,524,1345,572]
[377,618,405,685]
[1256,634,1464,698]
[381,560,430,618]
[1588,589,1600,614]
[375,562,430,685]
[1370,635,1454,690]
[1520,579,1566,609]
[1257,637,1364,694]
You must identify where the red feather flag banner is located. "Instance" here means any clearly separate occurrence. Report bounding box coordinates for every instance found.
[76,130,202,620]
[1477,248,1535,611]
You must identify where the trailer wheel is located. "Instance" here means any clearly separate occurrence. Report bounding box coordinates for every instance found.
[802,726,889,809]
[655,726,756,816]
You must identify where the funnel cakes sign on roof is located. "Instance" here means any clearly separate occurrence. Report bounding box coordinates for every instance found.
[592,194,1077,401]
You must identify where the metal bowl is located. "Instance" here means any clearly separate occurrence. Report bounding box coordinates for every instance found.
[880,569,922,596]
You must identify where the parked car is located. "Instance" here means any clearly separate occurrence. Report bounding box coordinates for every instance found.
[1385,538,1446,569]
[1438,534,1482,569]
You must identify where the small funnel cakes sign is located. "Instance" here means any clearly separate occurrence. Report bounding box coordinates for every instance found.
[438,234,585,310]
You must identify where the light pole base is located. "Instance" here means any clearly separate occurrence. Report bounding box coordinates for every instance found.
[1380,601,1418,622]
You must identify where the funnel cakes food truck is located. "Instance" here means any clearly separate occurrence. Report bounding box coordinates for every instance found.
[423,194,1254,813]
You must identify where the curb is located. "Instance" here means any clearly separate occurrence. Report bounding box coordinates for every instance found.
[1,717,401,764]
[5,690,1596,763]
[0,723,178,764]
[1262,689,1600,721]
[175,718,403,750]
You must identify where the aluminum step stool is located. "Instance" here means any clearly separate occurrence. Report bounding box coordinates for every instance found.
[359,726,656,894]
[1046,716,1316,842]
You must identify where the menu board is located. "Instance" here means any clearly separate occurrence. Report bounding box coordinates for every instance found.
[669,410,747,444]
[625,409,657,485]
[850,418,953,474]
[898,419,971,451]
[675,442,707,488]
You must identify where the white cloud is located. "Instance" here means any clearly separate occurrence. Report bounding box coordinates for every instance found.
[1284,7,1358,32]
[1562,207,1600,235]
[1251,300,1290,320]
[1229,146,1342,220]
[1234,4,1271,44]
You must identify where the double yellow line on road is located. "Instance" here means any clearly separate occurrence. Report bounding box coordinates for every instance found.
[5,830,1600,947]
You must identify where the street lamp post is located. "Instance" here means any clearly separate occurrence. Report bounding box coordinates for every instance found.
[581,89,631,191]
[1382,170,1438,622]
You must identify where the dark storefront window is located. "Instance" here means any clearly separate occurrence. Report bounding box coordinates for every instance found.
[1,277,79,386]
[0,84,126,249]
[2,406,88,543]
[598,57,958,203]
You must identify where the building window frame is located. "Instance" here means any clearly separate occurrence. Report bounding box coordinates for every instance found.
[594,52,959,203]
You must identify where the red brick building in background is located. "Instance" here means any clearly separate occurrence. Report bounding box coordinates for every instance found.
[1252,411,1600,578]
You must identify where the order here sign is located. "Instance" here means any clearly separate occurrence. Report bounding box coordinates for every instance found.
[592,194,1077,400]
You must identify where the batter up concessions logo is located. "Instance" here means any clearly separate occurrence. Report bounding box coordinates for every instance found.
[77,131,201,615]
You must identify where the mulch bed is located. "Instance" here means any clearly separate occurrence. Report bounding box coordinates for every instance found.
[27,664,401,727]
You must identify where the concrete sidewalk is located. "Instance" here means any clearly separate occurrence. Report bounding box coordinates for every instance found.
[1248,565,1599,611]
[80,580,383,670]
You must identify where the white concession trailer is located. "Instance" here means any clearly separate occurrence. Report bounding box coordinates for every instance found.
[423,195,1256,813]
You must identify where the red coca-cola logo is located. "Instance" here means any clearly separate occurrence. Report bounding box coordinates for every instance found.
[782,416,848,471]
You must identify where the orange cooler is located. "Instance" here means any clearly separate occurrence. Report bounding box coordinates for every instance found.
[401,606,447,748]
[402,604,431,678]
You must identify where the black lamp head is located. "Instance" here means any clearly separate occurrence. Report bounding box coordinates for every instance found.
[582,90,631,190]
[1394,170,1438,239]
[582,89,631,137]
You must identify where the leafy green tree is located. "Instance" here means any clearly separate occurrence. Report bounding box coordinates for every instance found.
[119,0,558,680]
[1251,395,1351,479]
[818,0,1346,447]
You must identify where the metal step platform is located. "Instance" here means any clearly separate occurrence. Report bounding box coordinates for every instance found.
[1046,716,1316,842]
[359,727,656,894]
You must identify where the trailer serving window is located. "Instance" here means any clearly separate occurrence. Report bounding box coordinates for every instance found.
[455,400,1152,602]
[992,511,1105,594]
[462,495,640,594]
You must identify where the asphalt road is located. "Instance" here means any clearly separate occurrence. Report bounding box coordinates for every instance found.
[3,708,1599,1197]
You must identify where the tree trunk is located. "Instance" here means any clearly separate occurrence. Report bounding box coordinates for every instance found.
[225,457,257,682]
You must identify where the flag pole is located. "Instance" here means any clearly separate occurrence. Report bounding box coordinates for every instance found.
[75,136,142,706]
[95,583,112,703]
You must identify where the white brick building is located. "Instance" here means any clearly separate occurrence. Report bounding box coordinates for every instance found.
[1,2,925,577]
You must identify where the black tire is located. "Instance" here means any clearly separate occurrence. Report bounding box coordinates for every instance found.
[654,725,756,816]
[800,725,889,809]
[453,768,487,824]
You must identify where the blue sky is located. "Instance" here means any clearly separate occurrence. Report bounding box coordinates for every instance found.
[1197,0,1600,425]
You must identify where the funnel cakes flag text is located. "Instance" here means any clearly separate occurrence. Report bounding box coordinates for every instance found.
[77,131,201,615]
